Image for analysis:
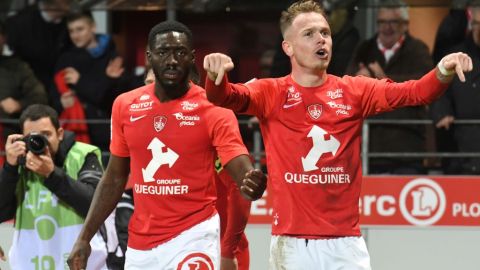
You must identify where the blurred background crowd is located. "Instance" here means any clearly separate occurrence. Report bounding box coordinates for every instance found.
[0,0,479,175]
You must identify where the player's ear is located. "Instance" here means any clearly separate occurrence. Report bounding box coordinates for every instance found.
[282,40,293,57]
[146,50,152,63]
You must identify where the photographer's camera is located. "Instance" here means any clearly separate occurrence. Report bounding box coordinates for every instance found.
[16,133,49,165]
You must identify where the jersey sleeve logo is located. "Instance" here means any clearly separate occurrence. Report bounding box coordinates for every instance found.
[142,137,179,182]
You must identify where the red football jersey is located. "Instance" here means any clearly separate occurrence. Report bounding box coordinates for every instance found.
[206,70,447,238]
[110,83,248,249]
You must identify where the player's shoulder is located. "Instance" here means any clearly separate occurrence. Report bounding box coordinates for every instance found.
[245,77,282,90]
[188,85,237,119]
[115,84,153,105]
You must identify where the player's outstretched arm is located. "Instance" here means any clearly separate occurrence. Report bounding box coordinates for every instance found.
[225,155,267,201]
[67,155,130,270]
[203,53,235,86]
[436,52,473,83]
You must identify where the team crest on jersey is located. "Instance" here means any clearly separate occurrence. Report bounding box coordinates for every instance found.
[283,85,303,109]
[154,116,167,132]
[307,104,322,120]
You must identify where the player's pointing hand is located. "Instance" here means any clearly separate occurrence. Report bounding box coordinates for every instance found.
[438,52,473,82]
[204,53,235,86]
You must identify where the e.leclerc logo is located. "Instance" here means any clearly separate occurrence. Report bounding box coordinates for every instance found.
[399,178,446,226]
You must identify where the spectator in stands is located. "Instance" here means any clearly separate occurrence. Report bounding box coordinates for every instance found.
[346,0,433,174]
[432,1,469,63]
[270,0,360,77]
[430,1,469,173]
[4,0,73,94]
[52,10,131,156]
[0,104,107,269]
[0,20,48,165]
[430,2,480,174]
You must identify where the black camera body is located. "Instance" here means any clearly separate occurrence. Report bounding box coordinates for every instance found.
[17,133,49,166]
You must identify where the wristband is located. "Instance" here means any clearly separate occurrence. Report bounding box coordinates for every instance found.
[437,61,455,76]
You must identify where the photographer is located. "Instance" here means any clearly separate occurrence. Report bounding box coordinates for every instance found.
[0,104,108,269]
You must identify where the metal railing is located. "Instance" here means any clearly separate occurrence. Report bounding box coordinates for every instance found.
[361,119,480,174]
[2,118,480,174]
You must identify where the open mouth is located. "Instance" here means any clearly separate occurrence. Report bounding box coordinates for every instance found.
[316,49,328,59]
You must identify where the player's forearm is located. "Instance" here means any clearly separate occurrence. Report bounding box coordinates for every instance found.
[205,75,250,113]
[386,69,450,108]
[222,184,251,257]
[224,155,254,188]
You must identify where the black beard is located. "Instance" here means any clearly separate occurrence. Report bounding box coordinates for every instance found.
[153,66,192,100]
[159,79,190,100]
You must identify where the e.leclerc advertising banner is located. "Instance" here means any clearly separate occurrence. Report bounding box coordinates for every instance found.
[249,176,480,227]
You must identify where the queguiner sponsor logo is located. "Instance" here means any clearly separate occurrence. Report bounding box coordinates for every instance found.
[134,183,188,195]
[302,125,340,171]
[137,138,188,195]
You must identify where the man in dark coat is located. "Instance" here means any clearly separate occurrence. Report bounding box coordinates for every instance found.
[0,21,48,164]
[430,5,480,174]
[5,0,72,93]
[347,0,433,174]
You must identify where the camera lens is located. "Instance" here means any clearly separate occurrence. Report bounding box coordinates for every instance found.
[26,134,47,155]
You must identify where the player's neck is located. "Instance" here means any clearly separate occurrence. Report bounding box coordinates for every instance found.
[290,68,328,87]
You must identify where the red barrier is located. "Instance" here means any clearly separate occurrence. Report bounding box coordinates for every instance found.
[249,176,480,226]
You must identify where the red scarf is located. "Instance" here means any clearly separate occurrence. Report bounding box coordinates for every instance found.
[54,70,91,144]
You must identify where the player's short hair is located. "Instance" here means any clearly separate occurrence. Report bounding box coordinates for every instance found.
[66,10,94,24]
[280,0,326,38]
[20,104,60,131]
[148,20,193,49]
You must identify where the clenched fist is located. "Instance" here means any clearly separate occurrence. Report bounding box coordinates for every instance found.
[240,169,267,200]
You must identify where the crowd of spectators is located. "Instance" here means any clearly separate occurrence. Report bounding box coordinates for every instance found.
[0,0,479,175]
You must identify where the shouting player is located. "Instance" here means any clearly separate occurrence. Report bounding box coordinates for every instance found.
[203,0,472,269]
